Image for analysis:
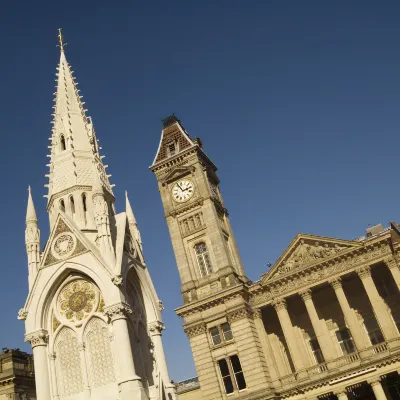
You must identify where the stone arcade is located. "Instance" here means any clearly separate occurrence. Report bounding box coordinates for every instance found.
[20,32,175,400]
[151,116,400,400]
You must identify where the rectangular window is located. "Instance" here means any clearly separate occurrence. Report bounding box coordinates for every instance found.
[210,327,222,345]
[221,322,233,342]
[218,359,234,394]
[210,323,233,346]
[217,355,246,394]
[309,338,324,364]
[364,318,384,345]
[336,329,356,355]
[230,355,246,391]
[167,142,176,157]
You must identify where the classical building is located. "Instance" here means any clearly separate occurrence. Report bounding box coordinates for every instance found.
[0,348,35,399]
[151,115,400,400]
[19,31,176,400]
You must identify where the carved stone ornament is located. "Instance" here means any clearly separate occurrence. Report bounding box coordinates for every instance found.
[329,277,342,290]
[111,275,123,286]
[299,289,312,302]
[227,307,253,323]
[149,321,165,335]
[158,300,165,312]
[250,242,391,307]
[17,308,28,320]
[274,240,349,277]
[57,279,98,323]
[25,329,49,348]
[356,265,371,280]
[51,232,77,260]
[103,302,132,321]
[272,298,287,311]
[184,324,207,338]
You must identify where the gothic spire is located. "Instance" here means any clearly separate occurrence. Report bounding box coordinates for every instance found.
[26,186,38,225]
[46,29,114,229]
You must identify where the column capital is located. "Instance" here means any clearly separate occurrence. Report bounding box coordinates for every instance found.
[299,289,312,302]
[104,302,132,322]
[149,321,165,336]
[329,277,342,290]
[385,257,399,270]
[253,308,263,320]
[368,377,383,386]
[356,266,371,279]
[334,389,348,396]
[272,298,287,311]
[25,329,48,348]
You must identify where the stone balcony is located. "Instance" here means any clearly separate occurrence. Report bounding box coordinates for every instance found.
[278,338,400,391]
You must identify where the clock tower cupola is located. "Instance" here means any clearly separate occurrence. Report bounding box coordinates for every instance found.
[150,116,246,303]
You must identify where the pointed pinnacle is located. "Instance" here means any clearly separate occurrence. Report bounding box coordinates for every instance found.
[26,186,38,224]
[125,191,137,225]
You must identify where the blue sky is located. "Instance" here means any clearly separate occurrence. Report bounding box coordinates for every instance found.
[1,0,400,381]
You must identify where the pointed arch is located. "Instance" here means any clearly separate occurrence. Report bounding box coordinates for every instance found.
[69,196,75,218]
[54,327,84,397]
[84,317,116,388]
[59,199,65,213]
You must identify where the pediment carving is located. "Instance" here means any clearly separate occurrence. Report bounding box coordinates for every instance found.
[162,166,195,184]
[265,235,361,281]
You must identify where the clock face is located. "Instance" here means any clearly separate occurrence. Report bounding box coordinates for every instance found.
[172,179,195,203]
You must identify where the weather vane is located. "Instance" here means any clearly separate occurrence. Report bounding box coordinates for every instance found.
[57,28,67,50]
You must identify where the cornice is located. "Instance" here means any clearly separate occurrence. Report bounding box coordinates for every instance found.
[250,239,393,307]
[175,284,246,317]
[167,197,204,218]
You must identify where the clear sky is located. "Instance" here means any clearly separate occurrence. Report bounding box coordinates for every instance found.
[1,0,400,381]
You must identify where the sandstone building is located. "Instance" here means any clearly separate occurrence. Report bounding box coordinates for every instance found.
[151,116,400,400]
[0,348,35,399]
[19,31,175,400]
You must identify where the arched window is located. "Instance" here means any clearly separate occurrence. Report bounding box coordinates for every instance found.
[60,199,65,213]
[60,135,66,151]
[70,196,75,217]
[194,242,213,277]
[82,193,87,212]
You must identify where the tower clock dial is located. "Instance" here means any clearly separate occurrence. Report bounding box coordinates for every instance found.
[172,179,195,203]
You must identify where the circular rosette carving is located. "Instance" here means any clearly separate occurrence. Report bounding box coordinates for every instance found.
[51,232,77,260]
[57,279,99,324]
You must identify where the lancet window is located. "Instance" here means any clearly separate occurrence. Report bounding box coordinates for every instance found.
[60,135,66,151]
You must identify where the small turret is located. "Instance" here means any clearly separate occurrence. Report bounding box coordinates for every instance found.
[92,166,115,266]
[125,191,142,252]
[25,187,40,289]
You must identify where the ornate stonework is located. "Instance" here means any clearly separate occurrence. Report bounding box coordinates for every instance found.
[103,302,132,322]
[184,324,207,338]
[25,329,49,348]
[57,279,98,323]
[51,232,76,259]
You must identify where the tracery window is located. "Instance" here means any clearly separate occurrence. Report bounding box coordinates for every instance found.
[194,242,213,277]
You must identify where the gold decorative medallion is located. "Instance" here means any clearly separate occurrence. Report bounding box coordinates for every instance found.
[57,279,98,323]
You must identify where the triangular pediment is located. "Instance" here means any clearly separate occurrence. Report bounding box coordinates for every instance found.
[162,166,195,183]
[262,234,362,283]
[41,213,91,268]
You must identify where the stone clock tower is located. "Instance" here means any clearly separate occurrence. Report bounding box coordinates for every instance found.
[150,115,247,303]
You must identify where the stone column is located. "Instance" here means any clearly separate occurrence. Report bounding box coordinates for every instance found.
[369,378,387,400]
[334,389,349,400]
[357,266,398,340]
[149,321,176,400]
[104,303,147,400]
[25,330,52,400]
[329,278,367,350]
[273,298,307,375]
[386,258,400,292]
[300,289,335,362]
[78,342,91,399]
[49,353,60,400]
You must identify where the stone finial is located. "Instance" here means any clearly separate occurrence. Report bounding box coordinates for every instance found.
[26,186,38,224]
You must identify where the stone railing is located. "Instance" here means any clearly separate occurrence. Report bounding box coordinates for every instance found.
[278,339,400,389]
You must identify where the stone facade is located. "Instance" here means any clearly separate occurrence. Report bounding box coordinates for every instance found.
[0,349,35,399]
[151,116,400,400]
[20,31,175,400]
